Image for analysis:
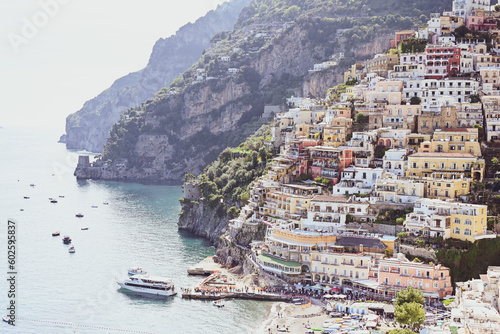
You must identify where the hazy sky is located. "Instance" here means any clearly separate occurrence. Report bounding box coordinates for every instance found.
[0,0,229,130]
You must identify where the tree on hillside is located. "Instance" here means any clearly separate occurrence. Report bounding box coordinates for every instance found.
[395,302,425,332]
[283,5,301,19]
[394,286,425,332]
[395,286,424,307]
[355,112,369,124]
[410,96,421,105]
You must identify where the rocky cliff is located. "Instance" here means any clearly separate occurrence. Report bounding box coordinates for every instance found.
[75,0,451,182]
[64,0,251,152]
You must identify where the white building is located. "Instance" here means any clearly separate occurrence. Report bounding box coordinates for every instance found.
[302,195,370,231]
[382,149,407,176]
[373,175,424,204]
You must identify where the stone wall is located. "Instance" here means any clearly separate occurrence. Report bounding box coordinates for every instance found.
[346,222,404,236]
[398,244,436,261]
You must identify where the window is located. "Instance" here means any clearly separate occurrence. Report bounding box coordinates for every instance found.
[464,229,472,236]
[465,219,472,225]
[453,227,460,234]
[396,279,401,286]
[433,282,439,288]
[454,218,460,224]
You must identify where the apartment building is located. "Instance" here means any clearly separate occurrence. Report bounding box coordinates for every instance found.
[405,198,488,241]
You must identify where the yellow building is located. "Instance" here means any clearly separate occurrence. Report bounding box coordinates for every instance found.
[323,118,352,147]
[418,128,481,157]
[440,15,464,35]
[406,152,484,182]
[260,190,311,220]
[449,204,488,242]
[425,177,471,200]
[407,133,432,150]
[406,199,489,242]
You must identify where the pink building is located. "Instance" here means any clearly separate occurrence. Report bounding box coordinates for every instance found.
[466,9,497,31]
[373,258,453,300]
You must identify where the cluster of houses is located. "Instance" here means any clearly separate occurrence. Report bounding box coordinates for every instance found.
[185,1,500,330]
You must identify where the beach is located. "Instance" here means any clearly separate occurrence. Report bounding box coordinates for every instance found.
[253,302,330,334]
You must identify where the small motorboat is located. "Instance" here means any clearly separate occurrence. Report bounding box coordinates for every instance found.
[30,184,35,187]
[128,267,147,276]
[62,235,71,244]
[212,300,225,308]
[75,213,84,218]
[103,202,109,205]
[59,195,65,198]
[20,209,24,212]
[91,205,98,208]
[81,227,89,230]
[23,196,30,199]
[50,199,58,203]
[68,246,75,253]
[52,231,60,236]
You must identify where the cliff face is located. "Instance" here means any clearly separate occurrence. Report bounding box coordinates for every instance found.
[64,0,251,152]
[178,201,229,245]
[76,0,451,182]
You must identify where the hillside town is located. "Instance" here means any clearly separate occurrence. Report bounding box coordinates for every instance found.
[182,1,500,333]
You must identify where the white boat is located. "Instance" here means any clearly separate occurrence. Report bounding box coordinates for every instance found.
[68,246,75,253]
[128,267,147,276]
[117,274,176,296]
[212,300,225,308]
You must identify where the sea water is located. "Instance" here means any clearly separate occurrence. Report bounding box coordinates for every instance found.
[0,127,269,333]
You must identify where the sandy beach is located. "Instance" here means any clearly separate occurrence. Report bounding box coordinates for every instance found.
[253,302,330,334]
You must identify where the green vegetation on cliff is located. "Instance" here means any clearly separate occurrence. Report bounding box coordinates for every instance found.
[101,108,145,166]
[181,124,272,217]
[436,238,500,287]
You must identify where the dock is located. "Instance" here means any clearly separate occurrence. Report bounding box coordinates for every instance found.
[187,256,221,275]
[181,291,292,302]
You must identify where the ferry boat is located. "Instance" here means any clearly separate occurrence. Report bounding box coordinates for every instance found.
[116,275,176,296]
[62,235,71,244]
[128,267,147,276]
[68,246,75,253]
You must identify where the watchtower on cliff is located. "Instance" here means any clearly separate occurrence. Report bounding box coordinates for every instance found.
[77,156,91,168]
[184,182,201,201]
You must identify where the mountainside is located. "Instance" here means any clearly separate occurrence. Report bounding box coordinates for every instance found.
[75,0,451,182]
[64,0,251,152]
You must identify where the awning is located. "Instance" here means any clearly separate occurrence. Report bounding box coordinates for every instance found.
[258,253,301,268]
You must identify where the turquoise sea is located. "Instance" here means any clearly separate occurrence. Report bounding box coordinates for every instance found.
[0,127,269,333]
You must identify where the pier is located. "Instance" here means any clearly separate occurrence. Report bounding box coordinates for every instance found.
[181,291,292,302]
